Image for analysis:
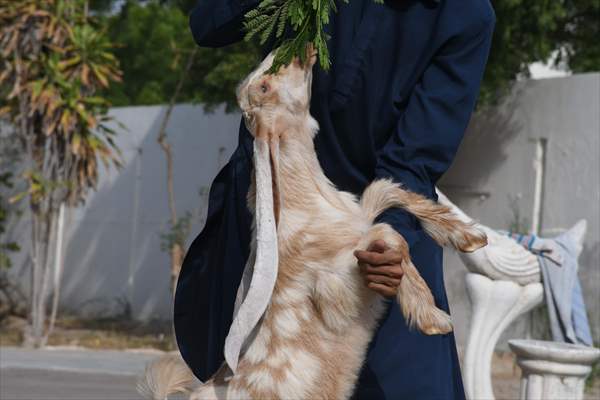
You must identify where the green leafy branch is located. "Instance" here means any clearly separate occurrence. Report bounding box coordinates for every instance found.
[244,0,383,73]
[159,211,193,252]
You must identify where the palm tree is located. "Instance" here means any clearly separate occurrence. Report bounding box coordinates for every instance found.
[0,0,122,347]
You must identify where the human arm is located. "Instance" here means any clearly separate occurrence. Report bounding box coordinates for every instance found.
[375,10,495,237]
[358,11,495,297]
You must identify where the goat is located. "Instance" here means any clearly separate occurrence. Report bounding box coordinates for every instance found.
[140,49,487,400]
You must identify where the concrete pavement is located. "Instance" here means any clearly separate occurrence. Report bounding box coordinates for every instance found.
[1,369,144,400]
[0,346,178,400]
[0,346,160,375]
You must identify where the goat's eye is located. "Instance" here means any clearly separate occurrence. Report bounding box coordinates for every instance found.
[260,83,268,93]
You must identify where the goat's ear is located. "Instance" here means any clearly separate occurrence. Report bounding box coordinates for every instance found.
[254,114,270,140]
[253,113,281,227]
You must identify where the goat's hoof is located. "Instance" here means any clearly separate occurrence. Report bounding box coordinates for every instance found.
[419,308,453,336]
[458,229,488,253]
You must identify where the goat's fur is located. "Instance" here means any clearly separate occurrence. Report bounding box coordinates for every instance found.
[140,49,487,400]
[138,353,197,399]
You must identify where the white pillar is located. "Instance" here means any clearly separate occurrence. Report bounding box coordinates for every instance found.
[463,273,544,400]
[509,340,600,400]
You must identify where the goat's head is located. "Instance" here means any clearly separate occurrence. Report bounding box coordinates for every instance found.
[236,46,317,233]
[237,46,317,142]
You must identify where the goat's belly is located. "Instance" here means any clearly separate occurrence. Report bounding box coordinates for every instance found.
[236,306,383,400]
[297,302,385,399]
[300,316,383,399]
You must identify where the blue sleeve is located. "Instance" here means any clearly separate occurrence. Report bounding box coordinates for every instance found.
[189,0,259,47]
[375,13,495,246]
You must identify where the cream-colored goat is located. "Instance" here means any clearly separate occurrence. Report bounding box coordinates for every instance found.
[140,50,487,400]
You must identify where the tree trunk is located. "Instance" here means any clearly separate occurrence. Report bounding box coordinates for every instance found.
[157,47,198,296]
[25,210,41,348]
[170,243,185,296]
[45,202,66,342]
[25,196,61,348]
[26,208,56,348]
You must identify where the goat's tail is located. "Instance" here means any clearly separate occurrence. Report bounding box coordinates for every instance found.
[137,353,196,400]
[360,179,487,252]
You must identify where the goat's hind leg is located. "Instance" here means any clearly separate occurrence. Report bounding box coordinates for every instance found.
[189,381,252,400]
[188,366,250,400]
[364,224,453,335]
[189,382,224,400]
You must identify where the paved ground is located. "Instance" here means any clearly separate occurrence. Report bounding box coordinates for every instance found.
[1,346,598,400]
[1,369,144,400]
[0,346,181,400]
[0,346,158,375]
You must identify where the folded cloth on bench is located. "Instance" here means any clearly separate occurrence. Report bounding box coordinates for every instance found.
[501,230,592,346]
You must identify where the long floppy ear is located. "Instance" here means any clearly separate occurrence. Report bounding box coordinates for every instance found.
[254,114,281,227]
[254,113,270,141]
[224,119,280,372]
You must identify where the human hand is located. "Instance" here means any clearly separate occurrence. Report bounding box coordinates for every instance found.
[354,240,405,298]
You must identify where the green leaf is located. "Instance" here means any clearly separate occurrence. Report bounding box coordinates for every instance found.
[244,0,350,72]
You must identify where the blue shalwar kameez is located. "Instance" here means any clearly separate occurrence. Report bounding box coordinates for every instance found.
[174,1,495,398]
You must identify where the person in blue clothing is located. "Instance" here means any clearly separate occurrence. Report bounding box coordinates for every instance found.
[174,0,495,398]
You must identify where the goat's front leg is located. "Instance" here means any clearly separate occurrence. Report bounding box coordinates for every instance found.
[362,223,453,335]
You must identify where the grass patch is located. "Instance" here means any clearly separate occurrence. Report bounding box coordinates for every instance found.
[0,315,176,351]
[0,326,22,347]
